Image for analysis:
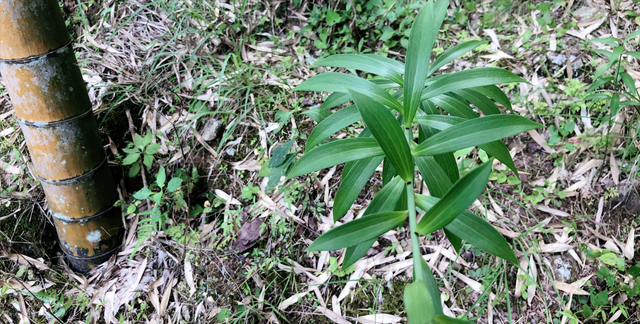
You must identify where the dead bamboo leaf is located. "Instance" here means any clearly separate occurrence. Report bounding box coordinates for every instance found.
[316,306,351,324]
[528,130,555,153]
[278,291,308,310]
[610,151,620,185]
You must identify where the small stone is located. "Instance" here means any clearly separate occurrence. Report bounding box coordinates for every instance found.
[200,119,221,141]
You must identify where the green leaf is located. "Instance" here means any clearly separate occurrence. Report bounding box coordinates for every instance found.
[454,89,500,115]
[610,93,621,117]
[429,94,479,119]
[428,40,485,76]
[404,281,436,324]
[620,72,638,97]
[321,92,351,111]
[433,315,475,324]
[134,133,144,149]
[342,176,405,267]
[403,1,437,125]
[472,85,512,111]
[420,257,443,315]
[348,89,413,181]
[133,187,153,200]
[143,153,153,169]
[412,115,542,157]
[625,30,640,42]
[416,156,452,198]
[306,105,361,151]
[287,138,384,178]
[316,54,404,85]
[122,153,141,165]
[333,156,384,221]
[416,160,493,234]
[326,9,340,26]
[270,140,295,168]
[306,211,408,251]
[362,54,405,74]
[415,193,518,264]
[145,143,161,155]
[293,72,403,113]
[142,132,153,147]
[156,166,166,188]
[445,228,462,253]
[128,161,140,177]
[421,68,525,100]
[589,37,623,47]
[301,107,331,123]
[167,178,183,192]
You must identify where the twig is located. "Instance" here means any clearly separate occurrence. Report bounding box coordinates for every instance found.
[125,110,151,211]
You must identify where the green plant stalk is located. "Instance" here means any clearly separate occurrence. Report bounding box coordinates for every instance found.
[404,127,423,279]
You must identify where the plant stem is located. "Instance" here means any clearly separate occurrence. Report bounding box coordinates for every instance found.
[404,128,423,280]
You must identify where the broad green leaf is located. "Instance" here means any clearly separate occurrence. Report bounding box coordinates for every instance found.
[454,89,500,115]
[133,187,153,200]
[316,54,404,85]
[416,160,493,234]
[306,105,361,151]
[404,281,436,324]
[333,156,384,221]
[415,115,518,174]
[341,129,373,176]
[625,30,640,42]
[429,94,479,119]
[627,51,640,61]
[415,193,518,264]
[420,257,443,315]
[428,40,485,76]
[362,54,406,74]
[589,37,622,47]
[620,72,638,96]
[122,153,141,165]
[156,166,166,188]
[128,161,140,177]
[412,115,542,157]
[586,77,613,93]
[416,156,452,198]
[382,158,397,186]
[343,176,405,267]
[167,178,182,192]
[610,93,621,117]
[348,89,413,181]
[321,92,351,111]
[403,1,437,125]
[270,140,295,167]
[145,143,161,155]
[421,68,525,100]
[418,102,459,183]
[293,72,403,113]
[307,211,408,251]
[444,228,462,253]
[301,106,331,123]
[433,315,475,324]
[472,85,512,111]
[288,138,384,178]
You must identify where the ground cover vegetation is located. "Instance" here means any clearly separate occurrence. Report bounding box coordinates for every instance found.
[0,0,639,323]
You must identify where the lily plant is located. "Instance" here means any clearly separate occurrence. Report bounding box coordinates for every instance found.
[284,1,542,322]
